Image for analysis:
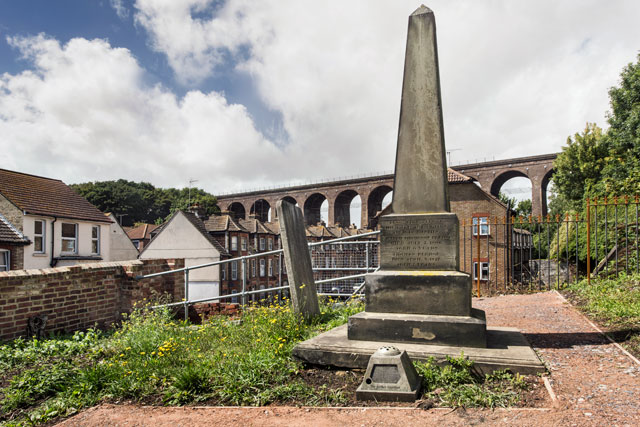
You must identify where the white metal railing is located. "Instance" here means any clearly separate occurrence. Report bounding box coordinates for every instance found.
[136,230,380,318]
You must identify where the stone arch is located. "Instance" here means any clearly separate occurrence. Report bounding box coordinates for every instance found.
[334,189,359,227]
[367,185,393,228]
[304,193,327,226]
[228,202,246,220]
[489,170,530,197]
[250,199,271,222]
[273,196,299,219]
[540,167,554,217]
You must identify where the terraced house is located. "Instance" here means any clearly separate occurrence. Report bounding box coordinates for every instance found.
[0,168,136,270]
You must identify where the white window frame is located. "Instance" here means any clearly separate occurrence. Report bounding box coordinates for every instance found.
[34,219,45,254]
[91,225,100,255]
[259,237,265,251]
[268,238,273,251]
[231,236,238,251]
[241,237,247,251]
[231,261,238,280]
[0,249,9,271]
[268,259,273,276]
[251,259,256,277]
[221,265,226,280]
[473,261,490,281]
[472,217,490,236]
[260,259,266,277]
[61,223,78,254]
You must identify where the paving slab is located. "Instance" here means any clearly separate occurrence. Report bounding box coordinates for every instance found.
[292,323,545,375]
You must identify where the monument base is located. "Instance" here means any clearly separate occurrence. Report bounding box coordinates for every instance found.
[348,309,487,348]
[292,324,545,375]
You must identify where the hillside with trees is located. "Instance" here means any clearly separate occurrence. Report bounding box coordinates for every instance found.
[70,180,219,226]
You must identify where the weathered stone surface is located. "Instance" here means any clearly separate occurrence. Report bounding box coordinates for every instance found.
[293,324,545,375]
[380,213,459,270]
[356,347,421,402]
[276,200,320,320]
[364,270,471,316]
[391,5,449,214]
[348,309,487,348]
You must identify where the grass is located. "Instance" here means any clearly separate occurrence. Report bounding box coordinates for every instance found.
[1,295,532,426]
[564,272,640,357]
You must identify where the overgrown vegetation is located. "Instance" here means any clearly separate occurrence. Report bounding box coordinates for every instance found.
[414,355,528,408]
[0,297,536,426]
[564,273,640,357]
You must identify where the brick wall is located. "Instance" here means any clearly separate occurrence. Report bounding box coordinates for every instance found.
[0,244,24,270]
[0,258,184,341]
[0,194,23,231]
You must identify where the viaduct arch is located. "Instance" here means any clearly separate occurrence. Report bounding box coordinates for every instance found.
[217,153,558,228]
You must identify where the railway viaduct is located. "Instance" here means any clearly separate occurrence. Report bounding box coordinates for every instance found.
[216,153,557,228]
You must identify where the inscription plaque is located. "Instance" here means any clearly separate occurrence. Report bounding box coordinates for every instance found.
[380,213,459,271]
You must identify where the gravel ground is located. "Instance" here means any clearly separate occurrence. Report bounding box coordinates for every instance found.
[58,291,640,426]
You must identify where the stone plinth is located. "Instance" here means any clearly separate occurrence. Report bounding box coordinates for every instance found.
[348,309,487,348]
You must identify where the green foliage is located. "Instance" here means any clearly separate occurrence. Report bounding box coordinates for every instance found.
[414,355,528,408]
[0,298,361,425]
[70,180,219,226]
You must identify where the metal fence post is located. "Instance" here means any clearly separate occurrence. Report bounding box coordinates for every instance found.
[586,198,591,286]
[241,258,247,308]
[184,269,189,321]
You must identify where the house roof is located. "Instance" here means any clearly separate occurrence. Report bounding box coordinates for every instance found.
[203,214,248,233]
[126,223,161,240]
[306,224,335,239]
[239,218,275,235]
[447,168,473,184]
[0,212,29,245]
[0,168,112,223]
[181,211,230,256]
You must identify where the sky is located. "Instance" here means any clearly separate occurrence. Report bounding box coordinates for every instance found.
[1,0,639,204]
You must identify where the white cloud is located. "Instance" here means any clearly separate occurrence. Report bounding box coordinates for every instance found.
[110,0,129,20]
[132,0,640,172]
[0,34,283,191]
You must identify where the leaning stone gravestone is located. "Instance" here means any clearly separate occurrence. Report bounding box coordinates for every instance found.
[347,5,487,347]
[277,200,320,320]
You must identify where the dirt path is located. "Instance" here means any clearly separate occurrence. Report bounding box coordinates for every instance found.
[58,291,640,426]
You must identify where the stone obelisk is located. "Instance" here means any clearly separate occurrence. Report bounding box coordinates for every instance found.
[347,5,487,347]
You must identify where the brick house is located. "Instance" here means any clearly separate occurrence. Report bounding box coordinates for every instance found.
[0,212,30,271]
[0,168,117,269]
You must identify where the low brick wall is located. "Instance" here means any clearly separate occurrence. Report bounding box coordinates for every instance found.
[192,302,241,320]
[0,259,184,341]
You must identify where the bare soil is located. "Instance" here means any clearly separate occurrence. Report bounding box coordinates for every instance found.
[57,291,640,426]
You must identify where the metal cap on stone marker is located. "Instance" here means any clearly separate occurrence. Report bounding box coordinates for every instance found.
[356,346,421,402]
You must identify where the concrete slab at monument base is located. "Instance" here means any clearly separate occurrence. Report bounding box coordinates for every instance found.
[293,324,545,375]
[348,309,487,348]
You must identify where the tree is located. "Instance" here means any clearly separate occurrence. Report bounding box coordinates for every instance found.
[552,123,606,210]
[600,53,640,195]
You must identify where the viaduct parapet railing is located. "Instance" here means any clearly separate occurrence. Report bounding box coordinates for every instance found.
[217,153,558,228]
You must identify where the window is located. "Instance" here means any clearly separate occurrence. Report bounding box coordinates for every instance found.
[133,240,140,249]
[34,220,45,253]
[231,236,238,251]
[259,238,265,251]
[241,238,247,251]
[251,259,256,277]
[221,265,226,280]
[91,226,100,254]
[268,238,273,251]
[472,216,489,236]
[61,223,77,254]
[260,259,265,277]
[0,250,9,271]
[473,262,490,281]
[231,261,238,280]
[268,259,273,276]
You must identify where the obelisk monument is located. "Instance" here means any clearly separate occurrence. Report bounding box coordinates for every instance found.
[347,5,487,347]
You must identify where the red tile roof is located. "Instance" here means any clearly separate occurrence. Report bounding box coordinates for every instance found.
[0,169,112,223]
[448,168,473,183]
[126,223,160,240]
[203,215,248,233]
[0,213,29,244]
